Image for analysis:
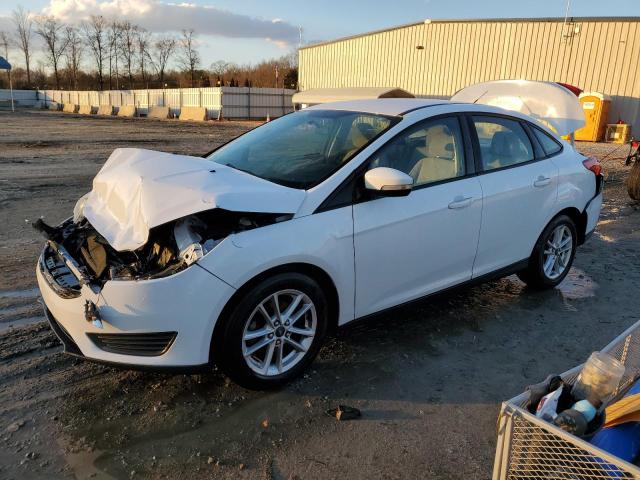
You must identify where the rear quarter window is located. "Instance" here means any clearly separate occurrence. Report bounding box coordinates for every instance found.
[532,126,563,157]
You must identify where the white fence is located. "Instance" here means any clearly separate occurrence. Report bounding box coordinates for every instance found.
[33,87,295,119]
[0,89,40,108]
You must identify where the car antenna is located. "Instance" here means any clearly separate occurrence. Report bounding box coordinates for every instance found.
[472,90,489,104]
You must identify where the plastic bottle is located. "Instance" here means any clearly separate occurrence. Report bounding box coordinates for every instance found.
[572,352,626,405]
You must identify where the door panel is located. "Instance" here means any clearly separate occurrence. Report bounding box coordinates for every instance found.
[353,177,483,317]
[470,115,559,277]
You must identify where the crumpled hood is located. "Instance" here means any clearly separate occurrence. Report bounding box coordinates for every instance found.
[76,148,306,251]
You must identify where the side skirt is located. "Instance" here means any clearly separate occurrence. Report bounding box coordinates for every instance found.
[343,259,529,329]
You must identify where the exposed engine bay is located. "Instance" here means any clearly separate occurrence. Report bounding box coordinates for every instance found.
[34,209,290,284]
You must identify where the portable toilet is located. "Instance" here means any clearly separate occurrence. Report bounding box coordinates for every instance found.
[574,92,611,142]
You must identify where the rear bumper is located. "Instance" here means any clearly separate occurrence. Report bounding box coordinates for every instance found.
[584,189,603,237]
[37,246,236,368]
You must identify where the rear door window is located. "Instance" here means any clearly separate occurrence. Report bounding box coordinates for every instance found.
[472,116,535,172]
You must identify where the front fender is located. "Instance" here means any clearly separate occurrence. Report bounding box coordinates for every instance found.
[197,207,355,326]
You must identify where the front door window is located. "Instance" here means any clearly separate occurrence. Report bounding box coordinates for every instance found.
[368,116,466,187]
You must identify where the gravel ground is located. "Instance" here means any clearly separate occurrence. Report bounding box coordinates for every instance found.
[0,110,639,480]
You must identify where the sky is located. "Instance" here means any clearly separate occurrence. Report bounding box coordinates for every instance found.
[0,0,636,70]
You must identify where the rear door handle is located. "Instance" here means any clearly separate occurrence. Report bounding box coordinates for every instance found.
[533,176,552,187]
[448,196,473,209]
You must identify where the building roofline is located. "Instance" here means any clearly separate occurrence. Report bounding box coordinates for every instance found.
[300,17,640,51]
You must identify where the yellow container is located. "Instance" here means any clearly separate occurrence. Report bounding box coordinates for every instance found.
[574,92,611,142]
[605,124,632,144]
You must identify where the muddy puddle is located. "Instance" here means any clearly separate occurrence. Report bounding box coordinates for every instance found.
[558,268,598,300]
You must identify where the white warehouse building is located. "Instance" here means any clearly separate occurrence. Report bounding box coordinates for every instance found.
[298,17,640,132]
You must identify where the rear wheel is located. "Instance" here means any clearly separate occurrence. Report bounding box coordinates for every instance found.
[517,215,577,289]
[213,273,328,390]
[628,158,640,201]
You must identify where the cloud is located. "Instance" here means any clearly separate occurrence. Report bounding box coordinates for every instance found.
[0,15,13,34]
[41,0,298,46]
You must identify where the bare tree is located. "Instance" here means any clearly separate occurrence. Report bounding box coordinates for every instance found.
[210,60,231,76]
[64,26,83,90]
[83,15,107,90]
[118,21,137,88]
[107,20,121,89]
[0,31,9,57]
[0,31,10,86]
[179,29,200,87]
[35,16,69,89]
[151,35,176,86]
[136,28,152,88]
[33,60,47,87]
[12,7,33,87]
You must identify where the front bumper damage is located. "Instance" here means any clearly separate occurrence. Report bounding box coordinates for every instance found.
[35,147,301,370]
[37,239,236,369]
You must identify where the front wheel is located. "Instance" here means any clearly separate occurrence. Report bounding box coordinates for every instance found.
[213,273,328,390]
[517,215,577,289]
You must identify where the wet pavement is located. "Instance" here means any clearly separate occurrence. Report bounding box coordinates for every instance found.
[1,110,639,479]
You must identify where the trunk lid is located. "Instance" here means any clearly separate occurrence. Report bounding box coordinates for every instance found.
[451,80,585,136]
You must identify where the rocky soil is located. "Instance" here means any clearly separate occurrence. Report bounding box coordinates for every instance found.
[1,110,639,479]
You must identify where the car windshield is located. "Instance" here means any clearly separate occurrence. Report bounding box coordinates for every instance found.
[207,109,397,189]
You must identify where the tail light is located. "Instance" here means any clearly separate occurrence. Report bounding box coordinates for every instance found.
[582,157,602,176]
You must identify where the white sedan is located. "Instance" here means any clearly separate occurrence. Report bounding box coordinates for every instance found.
[36,94,603,389]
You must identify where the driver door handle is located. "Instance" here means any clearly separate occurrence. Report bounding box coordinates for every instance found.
[448,196,473,209]
[534,175,552,187]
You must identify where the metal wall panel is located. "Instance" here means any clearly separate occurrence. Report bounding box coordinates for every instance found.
[299,18,640,131]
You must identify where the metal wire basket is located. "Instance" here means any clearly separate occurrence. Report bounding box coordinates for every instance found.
[493,320,640,479]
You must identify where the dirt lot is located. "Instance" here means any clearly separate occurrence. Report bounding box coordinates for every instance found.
[1,110,639,480]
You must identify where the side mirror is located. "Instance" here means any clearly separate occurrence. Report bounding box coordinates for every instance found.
[364,167,413,197]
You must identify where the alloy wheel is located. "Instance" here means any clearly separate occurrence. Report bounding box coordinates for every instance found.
[242,289,317,376]
[543,224,573,280]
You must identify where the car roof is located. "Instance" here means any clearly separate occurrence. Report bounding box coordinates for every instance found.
[304,98,562,138]
[306,98,452,116]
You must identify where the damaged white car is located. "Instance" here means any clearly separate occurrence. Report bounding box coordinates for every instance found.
[36,81,603,389]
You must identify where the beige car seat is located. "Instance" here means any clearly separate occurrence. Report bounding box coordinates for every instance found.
[409,125,459,185]
[487,131,528,169]
[342,122,377,162]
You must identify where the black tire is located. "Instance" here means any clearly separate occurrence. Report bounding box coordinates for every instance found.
[517,214,578,290]
[213,273,328,390]
[628,158,640,201]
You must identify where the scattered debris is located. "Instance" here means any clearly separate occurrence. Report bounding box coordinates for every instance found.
[326,405,362,421]
[6,420,25,433]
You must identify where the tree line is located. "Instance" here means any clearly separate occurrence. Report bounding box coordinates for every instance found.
[0,7,298,92]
